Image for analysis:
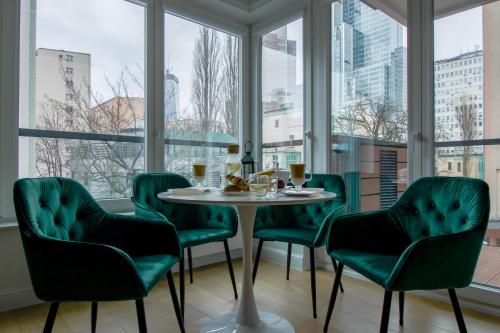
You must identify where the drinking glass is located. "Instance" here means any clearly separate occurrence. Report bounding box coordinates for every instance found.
[268,176,279,198]
[249,175,269,197]
[289,163,312,192]
[192,163,206,188]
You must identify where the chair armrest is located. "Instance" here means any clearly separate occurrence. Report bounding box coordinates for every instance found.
[90,214,182,258]
[133,200,169,221]
[327,209,409,255]
[386,229,484,291]
[26,236,146,301]
[313,203,346,247]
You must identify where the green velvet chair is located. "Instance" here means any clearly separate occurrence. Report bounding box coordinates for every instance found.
[13,177,184,333]
[132,173,238,317]
[323,177,490,333]
[252,173,347,318]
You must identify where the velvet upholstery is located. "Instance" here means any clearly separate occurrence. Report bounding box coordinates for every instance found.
[254,174,347,247]
[327,177,490,291]
[132,173,237,248]
[13,177,182,302]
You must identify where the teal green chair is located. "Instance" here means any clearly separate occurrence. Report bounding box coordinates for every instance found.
[323,177,490,333]
[13,177,184,333]
[252,173,347,318]
[132,173,238,317]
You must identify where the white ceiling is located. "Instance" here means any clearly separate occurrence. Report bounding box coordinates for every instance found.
[178,0,499,28]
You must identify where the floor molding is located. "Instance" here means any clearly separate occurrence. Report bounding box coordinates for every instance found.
[253,243,304,271]
[0,286,41,312]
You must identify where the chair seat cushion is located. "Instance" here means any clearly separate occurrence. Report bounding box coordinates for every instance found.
[254,227,318,247]
[178,228,234,247]
[132,255,178,293]
[331,249,400,287]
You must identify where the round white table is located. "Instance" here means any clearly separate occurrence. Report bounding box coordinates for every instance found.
[157,190,337,333]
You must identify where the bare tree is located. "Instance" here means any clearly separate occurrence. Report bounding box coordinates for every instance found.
[334,102,361,136]
[192,27,223,135]
[222,35,239,136]
[455,95,477,177]
[35,65,145,197]
[334,98,407,143]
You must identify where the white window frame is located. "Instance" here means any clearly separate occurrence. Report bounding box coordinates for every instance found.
[251,3,311,170]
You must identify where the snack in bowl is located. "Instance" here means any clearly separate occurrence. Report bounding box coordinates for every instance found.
[226,175,250,192]
[223,184,241,192]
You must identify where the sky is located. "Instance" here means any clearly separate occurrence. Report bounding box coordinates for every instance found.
[35,0,483,107]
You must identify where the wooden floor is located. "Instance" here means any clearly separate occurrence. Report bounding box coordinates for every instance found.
[1,260,500,333]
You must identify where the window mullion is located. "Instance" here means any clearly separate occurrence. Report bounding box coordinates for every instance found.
[145,0,165,172]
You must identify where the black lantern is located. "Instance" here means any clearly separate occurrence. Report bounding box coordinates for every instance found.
[241,141,255,179]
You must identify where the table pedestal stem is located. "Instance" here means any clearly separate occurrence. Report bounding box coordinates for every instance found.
[235,205,260,327]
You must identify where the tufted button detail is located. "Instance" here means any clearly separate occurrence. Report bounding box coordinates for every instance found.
[413,209,419,216]
[453,201,460,209]
[217,214,223,222]
[462,217,468,224]
[437,214,445,221]
[429,202,436,209]
[316,207,322,214]
[422,229,429,237]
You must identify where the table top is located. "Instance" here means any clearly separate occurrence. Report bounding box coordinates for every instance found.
[157,190,337,206]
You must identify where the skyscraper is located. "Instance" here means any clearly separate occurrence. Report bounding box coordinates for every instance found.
[332,0,406,117]
[165,69,180,121]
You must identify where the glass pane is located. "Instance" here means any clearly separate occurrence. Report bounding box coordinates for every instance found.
[164,14,240,186]
[261,18,304,170]
[434,0,500,289]
[331,0,408,213]
[19,0,145,199]
[19,137,144,199]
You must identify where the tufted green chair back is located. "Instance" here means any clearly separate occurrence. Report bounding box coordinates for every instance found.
[254,174,346,246]
[133,173,237,232]
[390,177,490,243]
[14,177,106,242]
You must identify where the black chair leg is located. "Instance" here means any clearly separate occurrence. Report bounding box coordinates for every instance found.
[399,291,404,326]
[223,240,238,299]
[323,263,344,333]
[135,299,148,333]
[91,301,98,333]
[252,239,264,284]
[43,302,59,333]
[286,242,292,280]
[179,251,185,318]
[449,289,467,333]
[309,247,317,319]
[187,247,193,284]
[380,290,393,333]
[167,270,186,333]
[331,258,344,293]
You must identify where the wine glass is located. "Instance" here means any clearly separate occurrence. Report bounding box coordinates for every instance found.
[289,163,312,192]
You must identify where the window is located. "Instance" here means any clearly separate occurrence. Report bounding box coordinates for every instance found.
[164,14,240,185]
[433,1,500,290]
[19,0,146,199]
[261,18,304,170]
[331,0,408,213]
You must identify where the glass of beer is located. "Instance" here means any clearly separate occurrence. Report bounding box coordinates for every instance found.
[192,163,206,188]
[289,163,312,192]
